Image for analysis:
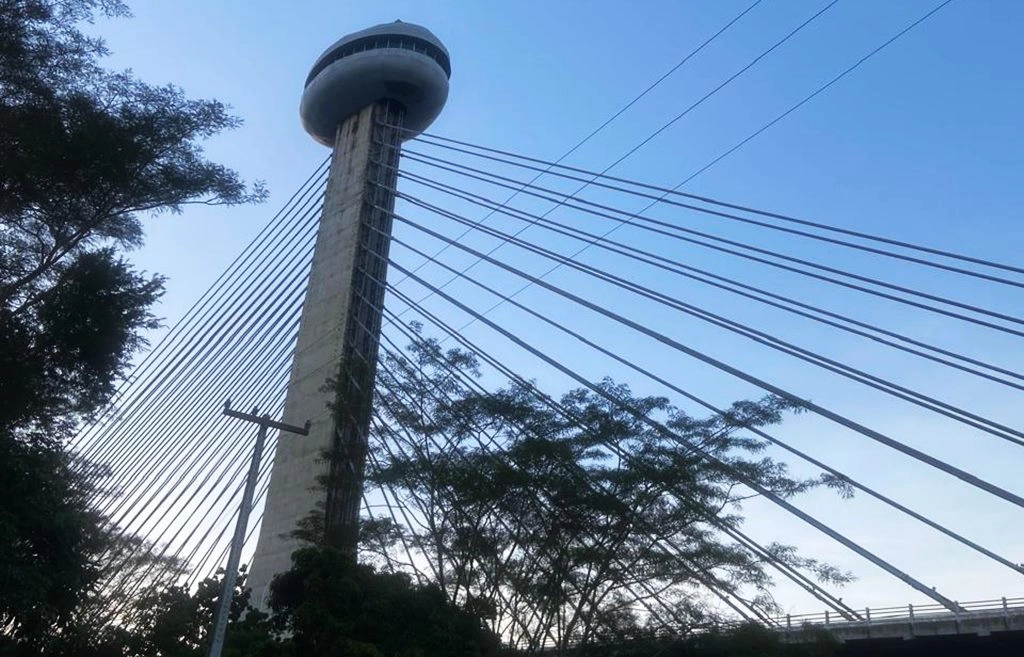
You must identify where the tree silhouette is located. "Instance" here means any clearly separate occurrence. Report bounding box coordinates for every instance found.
[0,0,262,647]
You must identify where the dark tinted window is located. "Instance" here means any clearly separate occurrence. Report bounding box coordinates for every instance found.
[305,34,451,87]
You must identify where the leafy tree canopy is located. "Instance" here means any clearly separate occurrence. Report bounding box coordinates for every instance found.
[360,327,852,654]
[0,0,263,646]
[267,546,500,657]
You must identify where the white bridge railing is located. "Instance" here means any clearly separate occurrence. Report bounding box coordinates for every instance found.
[772,595,1024,642]
[531,596,1024,652]
[775,595,1024,630]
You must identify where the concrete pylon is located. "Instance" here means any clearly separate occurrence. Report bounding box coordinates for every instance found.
[246,101,403,606]
[245,20,450,608]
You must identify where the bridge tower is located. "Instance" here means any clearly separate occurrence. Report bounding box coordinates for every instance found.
[246,21,451,605]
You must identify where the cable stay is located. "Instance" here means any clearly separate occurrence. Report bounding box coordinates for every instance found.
[370,382,768,631]
[377,206,1024,515]
[101,406,284,627]
[386,0,841,303]
[334,293,785,628]
[385,163,1024,337]
[188,469,275,588]
[71,164,331,624]
[370,409,690,639]
[73,204,322,503]
[96,368,292,588]
[377,227,1024,578]
[89,263,311,520]
[374,271,966,613]
[74,181,323,513]
[360,485,424,583]
[74,194,322,477]
[95,412,276,623]
[90,264,309,506]
[100,372,296,596]
[386,189,1024,448]
[393,168,1024,390]
[84,299,302,543]
[70,158,329,455]
[389,1,974,302]
[388,0,766,292]
[371,324,856,622]
[369,327,791,625]
[369,318,810,625]
[400,146,1024,291]
[102,325,299,548]
[335,353,707,635]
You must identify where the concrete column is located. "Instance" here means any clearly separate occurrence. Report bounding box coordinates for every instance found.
[246,100,403,607]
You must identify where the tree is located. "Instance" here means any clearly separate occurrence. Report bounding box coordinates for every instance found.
[0,440,109,645]
[114,567,273,657]
[7,568,275,657]
[661,622,837,657]
[0,0,263,646]
[364,328,852,655]
[267,546,499,657]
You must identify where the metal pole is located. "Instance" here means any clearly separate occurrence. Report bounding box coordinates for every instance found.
[207,401,309,657]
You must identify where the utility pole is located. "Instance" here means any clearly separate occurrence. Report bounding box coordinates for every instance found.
[206,400,309,657]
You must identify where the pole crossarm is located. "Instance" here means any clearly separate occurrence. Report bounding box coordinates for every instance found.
[222,400,311,435]
[206,401,308,657]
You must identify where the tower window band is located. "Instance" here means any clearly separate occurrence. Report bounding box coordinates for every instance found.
[305,34,451,87]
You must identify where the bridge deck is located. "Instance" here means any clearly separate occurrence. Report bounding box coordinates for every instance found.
[779,596,1024,642]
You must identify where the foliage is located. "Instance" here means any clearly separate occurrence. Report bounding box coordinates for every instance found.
[363,327,851,655]
[266,546,500,657]
[0,445,108,644]
[0,0,262,648]
[1,0,264,442]
[0,568,271,657]
[114,568,268,657]
[0,250,163,443]
[652,622,838,657]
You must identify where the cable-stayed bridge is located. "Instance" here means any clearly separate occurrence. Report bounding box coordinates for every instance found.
[69,3,1022,653]
[71,131,1024,645]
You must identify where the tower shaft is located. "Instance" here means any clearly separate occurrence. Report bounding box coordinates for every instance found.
[247,100,404,605]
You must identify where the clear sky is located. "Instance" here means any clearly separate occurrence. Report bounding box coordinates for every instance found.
[90,0,1024,615]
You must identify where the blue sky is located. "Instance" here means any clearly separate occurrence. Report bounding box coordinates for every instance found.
[91,1,1024,614]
